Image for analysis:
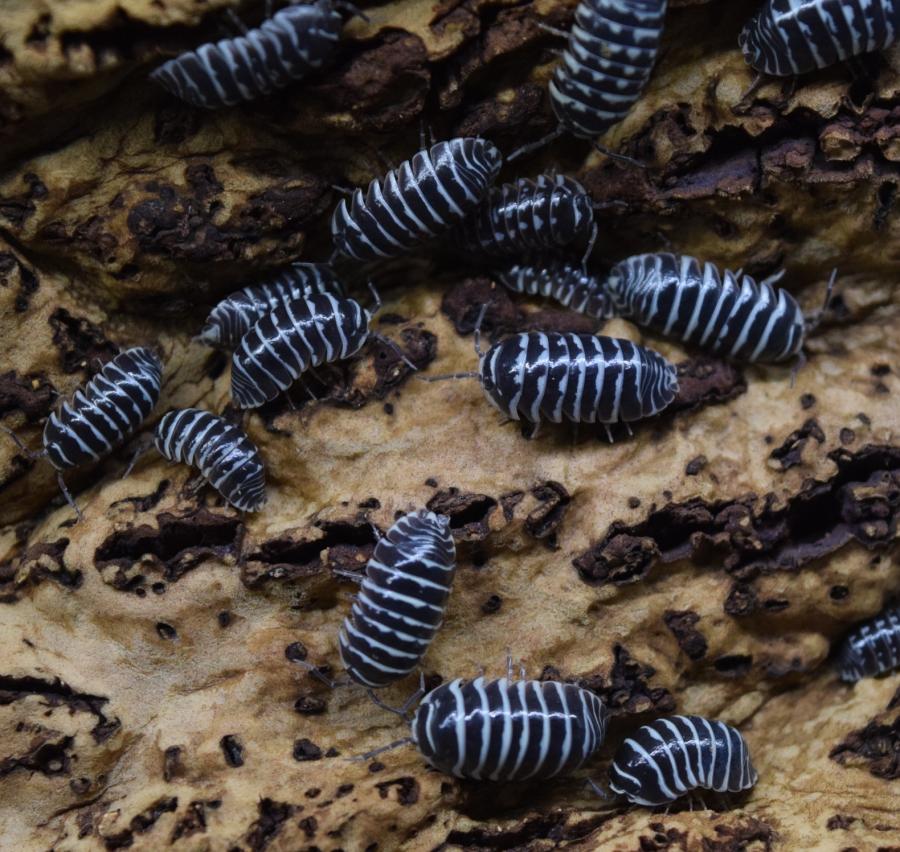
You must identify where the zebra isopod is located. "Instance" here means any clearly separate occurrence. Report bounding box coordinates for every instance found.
[339,511,456,688]
[199,262,345,348]
[739,0,899,77]
[150,0,350,109]
[410,676,608,781]
[837,606,900,682]
[609,715,758,806]
[154,408,266,511]
[473,331,678,431]
[230,292,372,409]
[550,0,668,139]
[331,137,503,262]
[495,260,614,319]
[451,174,597,263]
[604,252,821,363]
[43,347,163,472]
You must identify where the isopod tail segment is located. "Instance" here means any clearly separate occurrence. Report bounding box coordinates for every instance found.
[0,425,82,520]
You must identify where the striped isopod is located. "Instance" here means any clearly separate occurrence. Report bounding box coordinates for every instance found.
[364,671,608,781]
[496,259,614,319]
[339,511,456,688]
[609,715,758,806]
[477,332,677,431]
[154,408,266,511]
[230,292,375,409]
[451,174,598,264]
[837,606,900,682]
[604,252,829,363]
[150,0,355,109]
[1,347,163,516]
[199,262,345,348]
[330,137,503,262]
[509,0,667,162]
[411,677,608,780]
[739,0,899,77]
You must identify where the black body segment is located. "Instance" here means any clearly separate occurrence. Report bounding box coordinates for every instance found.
[837,606,900,682]
[412,677,608,780]
[605,253,806,363]
[609,715,758,806]
[150,0,344,108]
[154,408,266,511]
[331,138,503,262]
[478,332,678,424]
[200,263,345,348]
[550,0,668,138]
[339,511,456,688]
[230,293,370,408]
[43,347,163,471]
[740,0,899,76]
[451,174,594,259]
[496,260,614,319]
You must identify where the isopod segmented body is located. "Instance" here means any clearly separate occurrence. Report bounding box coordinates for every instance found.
[412,677,608,780]
[605,253,807,363]
[451,174,595,261]
[479,332,678,425]
[44,347,163,471]
[154,408,266,511]
[331,138,503,262]
[339,511,456,688]
[230,293,370,409]
[151,0,346,108]
[199,263,345,348]
[837,606,900,682]
[739,0,899,76]
[496,260,614,319]
[609,715,758,806]
[550,0,668,139]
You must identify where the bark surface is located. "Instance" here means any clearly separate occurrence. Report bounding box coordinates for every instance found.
[0,0,898,849]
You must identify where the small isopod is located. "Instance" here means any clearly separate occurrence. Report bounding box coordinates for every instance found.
[339,510,456,688]
[604,252,833,364]
[496,259,614,319]
[740,0,899,77]
[3,347,163,517]
[331,137,503,262]
[154,408,266,511]
[151,0,363,109]
[199,263,345,349]
[609,715,758,806]
[837,606,900,682]
[361,666,609,782]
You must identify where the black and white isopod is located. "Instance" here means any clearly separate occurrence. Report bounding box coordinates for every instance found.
[604,252,832,364]
[510,0,667,163]
[339,510,456,688]
[450,174,599,265]
[363,669,608,782]
[154,408,267,512]
[837,606,900,682]
[199,262,345,349]
[739,0,899,77]
[151,0,359,109]
[330,137,503,262]
[496,259,614,319]
[3,347,163,517]
[424,314,678,439]
[609,715,758,806]
[230,292,380,409]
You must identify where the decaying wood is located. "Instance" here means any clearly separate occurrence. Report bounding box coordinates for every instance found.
[0,0,898,848]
